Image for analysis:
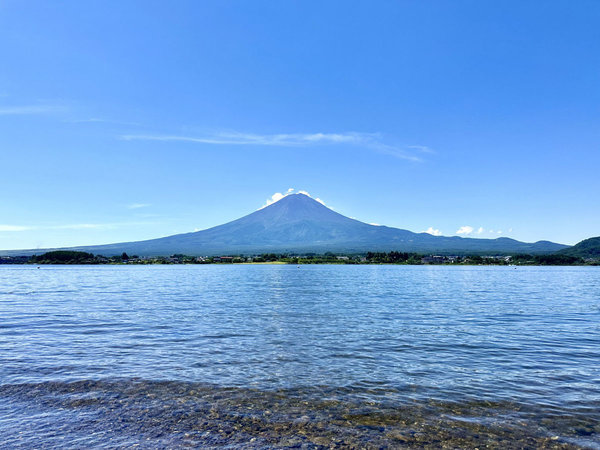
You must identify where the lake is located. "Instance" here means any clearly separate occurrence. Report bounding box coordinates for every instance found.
[0,265,598,448]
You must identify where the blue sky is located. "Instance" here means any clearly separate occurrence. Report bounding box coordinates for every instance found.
[1,0,599,250]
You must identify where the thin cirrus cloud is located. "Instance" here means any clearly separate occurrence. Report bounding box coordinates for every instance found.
[0,222,152,232]
[0,224,101,232]
[53,223,117,230]
[0,225,34,232]
[68,118,143,126]
[120,131,431,162]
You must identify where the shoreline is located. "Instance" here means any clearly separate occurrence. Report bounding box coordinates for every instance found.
[1,261,597,267]
[2,377,593,448]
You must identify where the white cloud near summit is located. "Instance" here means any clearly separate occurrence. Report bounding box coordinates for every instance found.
[260,189,326,209]
[263,192,287,208]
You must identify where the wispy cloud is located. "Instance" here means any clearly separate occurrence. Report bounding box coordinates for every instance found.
[0,105,66,115]
[408,145,436,154]
[0,225,34,232]
[366,142,424,162]
[52,223,117,230]
[121,131,372,146]
[121,131,430,162]
[0,222,152,232]
[69,118,142,126]
[127,203,151,210]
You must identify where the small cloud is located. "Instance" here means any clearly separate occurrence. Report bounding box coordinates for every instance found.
[508,228,513,232]
[262,192,286,208]
[456,226,474,235]
[127,203,151,209]
[0,225,34,232]
[477,227,484,234]
[422,227,442,236]
[497,230,503,234]
[369,223,382,226]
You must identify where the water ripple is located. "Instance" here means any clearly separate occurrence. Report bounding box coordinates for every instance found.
[0,265,599,447]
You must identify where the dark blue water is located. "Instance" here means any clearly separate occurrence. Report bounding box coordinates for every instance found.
[1,265,598,448]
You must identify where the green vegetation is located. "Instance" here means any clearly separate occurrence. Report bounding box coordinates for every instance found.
[30,251,96,264]
[12,249,598,266]
[511,254,584,265]
[366,251,423,264]
[558,236,600,259]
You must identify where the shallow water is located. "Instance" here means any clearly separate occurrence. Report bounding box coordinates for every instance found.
[0,265,599,448]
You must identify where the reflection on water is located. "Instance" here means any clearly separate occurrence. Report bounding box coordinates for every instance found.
[0,265,599,447]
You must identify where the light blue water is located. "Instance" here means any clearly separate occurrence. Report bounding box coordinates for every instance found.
[0,265,598,448]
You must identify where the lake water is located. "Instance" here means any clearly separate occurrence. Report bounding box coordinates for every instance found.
[0,265,599,448]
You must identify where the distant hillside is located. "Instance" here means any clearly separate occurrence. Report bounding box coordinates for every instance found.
[558,236,600,258]
[0,194,568,257]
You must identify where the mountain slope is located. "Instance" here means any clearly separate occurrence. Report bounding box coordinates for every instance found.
[557,236,600,258]
[1,194,568,256]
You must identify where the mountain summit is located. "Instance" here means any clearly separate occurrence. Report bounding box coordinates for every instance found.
[1,193,567,256]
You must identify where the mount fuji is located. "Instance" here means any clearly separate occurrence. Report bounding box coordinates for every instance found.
[1,193,567,256]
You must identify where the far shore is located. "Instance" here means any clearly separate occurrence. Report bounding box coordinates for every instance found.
[1,250,598,266]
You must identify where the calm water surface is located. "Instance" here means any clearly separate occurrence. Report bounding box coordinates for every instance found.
[0,265,598,448]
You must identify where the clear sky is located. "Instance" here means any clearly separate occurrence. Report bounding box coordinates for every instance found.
[1,0,599,250]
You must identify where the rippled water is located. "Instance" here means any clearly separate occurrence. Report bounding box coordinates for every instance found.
[1,265,599,448]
